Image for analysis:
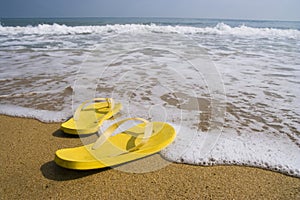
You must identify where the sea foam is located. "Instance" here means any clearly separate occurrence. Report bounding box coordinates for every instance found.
[0,23,299,39]
[0,104,71,122]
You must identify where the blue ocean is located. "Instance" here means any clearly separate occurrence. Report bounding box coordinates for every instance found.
[0,17,299,176]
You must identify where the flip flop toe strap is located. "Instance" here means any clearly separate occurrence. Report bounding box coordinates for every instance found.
[92,118,153,152]
[74,98,114,121]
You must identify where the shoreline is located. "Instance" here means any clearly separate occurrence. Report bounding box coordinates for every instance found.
[0,114,299,199]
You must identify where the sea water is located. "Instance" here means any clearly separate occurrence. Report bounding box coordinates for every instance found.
[0,18,299,177]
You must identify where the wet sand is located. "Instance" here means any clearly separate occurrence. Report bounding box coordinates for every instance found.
[0,114,299,199]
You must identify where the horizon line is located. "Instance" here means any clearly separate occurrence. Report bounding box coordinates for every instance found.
[1,16,300,23]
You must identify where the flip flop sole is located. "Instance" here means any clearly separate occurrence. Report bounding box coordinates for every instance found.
[55,122,176,170]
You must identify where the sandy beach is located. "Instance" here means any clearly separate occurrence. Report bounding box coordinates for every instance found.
[0,114,299,199]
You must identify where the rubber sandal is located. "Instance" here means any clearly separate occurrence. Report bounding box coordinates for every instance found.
[60,98,122,135]
[55,118,176,170]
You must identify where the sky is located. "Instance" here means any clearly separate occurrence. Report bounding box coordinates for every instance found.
[0,0,299,21]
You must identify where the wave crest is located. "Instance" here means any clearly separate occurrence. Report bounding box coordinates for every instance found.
[0,23,299,39]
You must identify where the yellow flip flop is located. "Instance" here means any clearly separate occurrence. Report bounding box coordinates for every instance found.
[55,118,176,170]
[61,98,122,135]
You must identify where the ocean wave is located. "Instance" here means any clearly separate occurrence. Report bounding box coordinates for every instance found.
[0,23,299,39]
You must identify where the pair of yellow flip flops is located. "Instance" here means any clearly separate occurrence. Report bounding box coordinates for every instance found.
[55,98,176,170]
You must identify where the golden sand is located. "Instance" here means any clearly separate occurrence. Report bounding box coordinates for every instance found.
[0,115,299,199]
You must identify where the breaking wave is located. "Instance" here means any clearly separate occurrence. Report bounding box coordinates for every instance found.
[0,23,299,39]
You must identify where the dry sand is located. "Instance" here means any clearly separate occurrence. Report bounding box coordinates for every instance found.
[0,114,299,199]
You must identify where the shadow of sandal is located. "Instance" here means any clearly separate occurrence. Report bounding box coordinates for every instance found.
[40,161,110,181]
[52,129,95,139]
